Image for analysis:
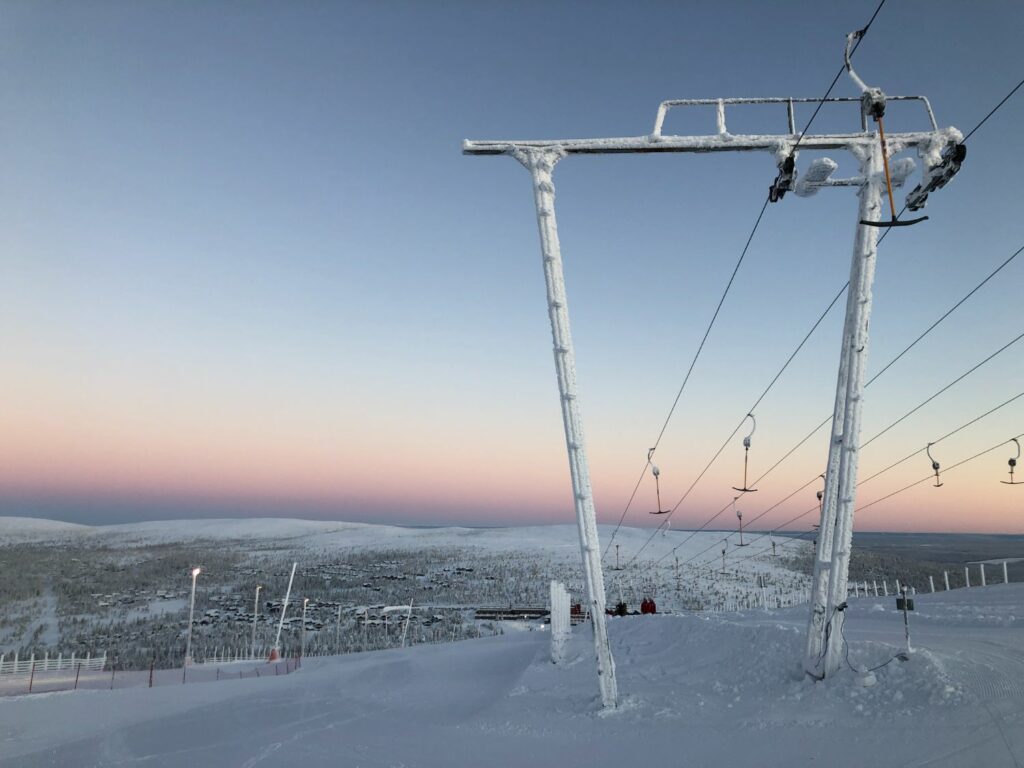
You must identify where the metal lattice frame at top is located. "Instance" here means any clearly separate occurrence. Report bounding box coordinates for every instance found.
[465,73,964,695]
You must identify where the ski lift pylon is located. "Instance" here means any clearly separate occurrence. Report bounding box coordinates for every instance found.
[732,414,758,493]
[1002,438,1022,485]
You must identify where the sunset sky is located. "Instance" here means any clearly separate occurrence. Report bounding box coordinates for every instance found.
[2,1,1022,534]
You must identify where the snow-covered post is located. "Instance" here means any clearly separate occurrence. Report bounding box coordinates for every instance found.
[184,567,201,666]
[301,598,309,658]
[271,562,297,660]
[1004,561,1010,584]
[900,585,913,655]
[550,581,571,665]
[980,564,987,587]
[336,604,343,653]
[964,567,971,588]
[820,150,883,674]
[944,571,950,590]
[895,579,901,595]
[929,576,935,593]
[883,581,888,597]
[511,146,617,709]
[807,141,884,679]
[251,585,262,658]
[872,580,878,597]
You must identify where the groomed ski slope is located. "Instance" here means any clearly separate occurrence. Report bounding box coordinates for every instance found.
[4,585,1023,767]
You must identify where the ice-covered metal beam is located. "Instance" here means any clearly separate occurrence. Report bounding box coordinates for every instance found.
[463,130,951,157]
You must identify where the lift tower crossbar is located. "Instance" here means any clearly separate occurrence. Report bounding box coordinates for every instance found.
[464,92,962,693]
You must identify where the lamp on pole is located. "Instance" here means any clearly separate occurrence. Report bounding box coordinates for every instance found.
[184,567,201,667]
[251,585,262,659]
[301,598,309,658]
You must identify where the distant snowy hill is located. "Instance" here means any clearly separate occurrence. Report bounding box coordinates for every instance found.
[4,585,1024,767]
[0,515,805,563]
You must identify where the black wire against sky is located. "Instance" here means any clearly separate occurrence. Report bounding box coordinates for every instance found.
[672,387,1024,569]
[605,12,1022,566]
[601,1,890,560]
[643,249,1024,569]
[629,80,1024,562]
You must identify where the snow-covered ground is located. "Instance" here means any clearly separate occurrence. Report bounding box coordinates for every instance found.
[4,584,1023,767]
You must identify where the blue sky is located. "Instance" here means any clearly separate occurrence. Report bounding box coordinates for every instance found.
[1,1,1022,531]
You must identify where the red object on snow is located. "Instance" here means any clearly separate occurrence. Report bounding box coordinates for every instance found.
[267,647,280,662]
[640,598,657,615]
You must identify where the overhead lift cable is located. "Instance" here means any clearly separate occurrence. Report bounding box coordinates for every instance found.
[660,387,1024,569]
[748,243,1024,491]
[742,68,1024,488]
[634,248,1023,568]
[622,284,848,565]
[700,430,1024,571]
[609,21,1021,566]
[602,198,770,560]
[605,0,891,561]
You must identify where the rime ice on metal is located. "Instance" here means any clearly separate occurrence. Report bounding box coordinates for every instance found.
[464,67,963,685]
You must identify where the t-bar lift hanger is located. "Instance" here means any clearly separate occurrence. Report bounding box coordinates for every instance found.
[1002,438,1021,486]
[648,448,670,514]
[844,29,927,229]
[732,414,758,494]
[927,442,943,487]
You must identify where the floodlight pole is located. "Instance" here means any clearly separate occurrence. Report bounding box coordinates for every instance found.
[184,567,201,666]
[465,91,961,692]
[272,561,297,658]
[511,146,618,709]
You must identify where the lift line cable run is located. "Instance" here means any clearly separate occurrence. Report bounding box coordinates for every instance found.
[662,391,1024,568]
[623,282,848,565]
[741,429,1024,560]
[602,197,771,559]
[604,0,895,560]
[855,431,1024,515]
[858,390,1024,486]
[632,243,1021,567]
[692,429,1023,571]
[748,242,1024,492]
[961,77,1024,144]
[860,328,1024,451]
[731,361,1024,548]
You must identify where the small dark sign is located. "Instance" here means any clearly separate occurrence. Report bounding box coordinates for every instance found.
[896,597,915,611]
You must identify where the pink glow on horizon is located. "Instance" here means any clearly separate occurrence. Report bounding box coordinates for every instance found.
[2,376,1020,532]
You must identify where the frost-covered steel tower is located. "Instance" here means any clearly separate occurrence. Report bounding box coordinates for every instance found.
[465,79,962,687]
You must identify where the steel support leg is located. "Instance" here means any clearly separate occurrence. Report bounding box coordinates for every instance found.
[805,141,883,678]
[823,143,883,675]
[513,147,618,708]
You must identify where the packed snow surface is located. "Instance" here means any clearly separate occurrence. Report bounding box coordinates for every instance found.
[4,585,1024,767]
